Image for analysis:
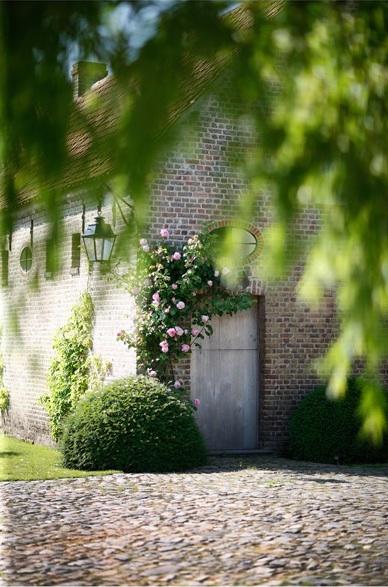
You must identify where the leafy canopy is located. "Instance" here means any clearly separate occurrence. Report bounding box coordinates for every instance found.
[0,1,387,439]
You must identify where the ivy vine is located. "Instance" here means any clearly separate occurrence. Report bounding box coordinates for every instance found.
[117,230,253,388]
[42,292,111,441]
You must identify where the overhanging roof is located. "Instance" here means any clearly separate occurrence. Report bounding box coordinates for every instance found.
[7,1,285,209]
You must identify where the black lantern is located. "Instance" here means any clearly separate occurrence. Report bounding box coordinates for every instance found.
[82,209,116,263]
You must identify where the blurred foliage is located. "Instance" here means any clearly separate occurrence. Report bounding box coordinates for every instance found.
[0,0,387,439]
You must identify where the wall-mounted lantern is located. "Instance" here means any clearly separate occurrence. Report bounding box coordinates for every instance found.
[82,206,116,263]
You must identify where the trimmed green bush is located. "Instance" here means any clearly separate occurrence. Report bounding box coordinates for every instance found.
[289,381,388,464]
[62,376,207,472]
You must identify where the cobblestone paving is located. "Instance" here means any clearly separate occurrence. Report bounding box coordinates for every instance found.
[1,457,387,586]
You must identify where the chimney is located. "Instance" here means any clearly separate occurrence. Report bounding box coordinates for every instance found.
[71,61,108,98]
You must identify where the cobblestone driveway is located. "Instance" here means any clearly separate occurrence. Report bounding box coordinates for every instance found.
[1,457,387,586]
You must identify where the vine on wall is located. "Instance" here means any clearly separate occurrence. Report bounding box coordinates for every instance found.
[42,292,111,441]
[117,229,253,388]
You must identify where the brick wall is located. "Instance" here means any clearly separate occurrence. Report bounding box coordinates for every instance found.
[2,76,376,452]
[146,86,339,452]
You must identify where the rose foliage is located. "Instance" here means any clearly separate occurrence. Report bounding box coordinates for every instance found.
[118,231,253,386]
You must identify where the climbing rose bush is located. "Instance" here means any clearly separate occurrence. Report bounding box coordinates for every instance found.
[118,230,253,386]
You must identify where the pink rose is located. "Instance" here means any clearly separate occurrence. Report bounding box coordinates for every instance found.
[176,301,185,310]
[160,340,169,353]
[181,343,191,353]
[193,398,201,408]
[191,327,201,337]
[201,315,209,323]
[171,283,178,290]
[175,326,184,337]
[207,280,213,287]
[172,251,181,261]
[167,327,176,338]
[174,380,182,389]
[147,368,157,377]
[160,228,169,238]
[152,292,160,305]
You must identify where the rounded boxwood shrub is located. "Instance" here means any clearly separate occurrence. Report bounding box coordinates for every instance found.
[61,376,207,472]
[289,380,388,464]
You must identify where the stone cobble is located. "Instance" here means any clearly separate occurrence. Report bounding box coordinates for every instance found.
[0,457,387,586]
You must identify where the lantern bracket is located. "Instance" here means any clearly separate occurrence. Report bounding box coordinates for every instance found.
[105,184,134,228]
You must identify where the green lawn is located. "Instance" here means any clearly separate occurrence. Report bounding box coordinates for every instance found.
[0,435,120,481]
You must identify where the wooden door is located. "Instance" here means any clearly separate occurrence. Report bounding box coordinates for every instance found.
[191,303,259,451]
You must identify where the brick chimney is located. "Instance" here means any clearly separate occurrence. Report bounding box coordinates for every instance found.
[71,61,108,98]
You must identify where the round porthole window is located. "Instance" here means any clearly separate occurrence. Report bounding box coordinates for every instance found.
[207,220,263,265]
[20,246,33,272]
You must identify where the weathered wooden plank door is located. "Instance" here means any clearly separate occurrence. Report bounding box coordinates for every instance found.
[191,303,259,451]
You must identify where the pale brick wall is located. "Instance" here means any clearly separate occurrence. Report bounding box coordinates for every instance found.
[1,197,136,444]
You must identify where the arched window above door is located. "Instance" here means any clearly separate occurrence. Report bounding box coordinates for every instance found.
[207,220,263,263]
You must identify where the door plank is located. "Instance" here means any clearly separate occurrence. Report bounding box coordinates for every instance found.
[219,303,258,350]
[191,304,259,451]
